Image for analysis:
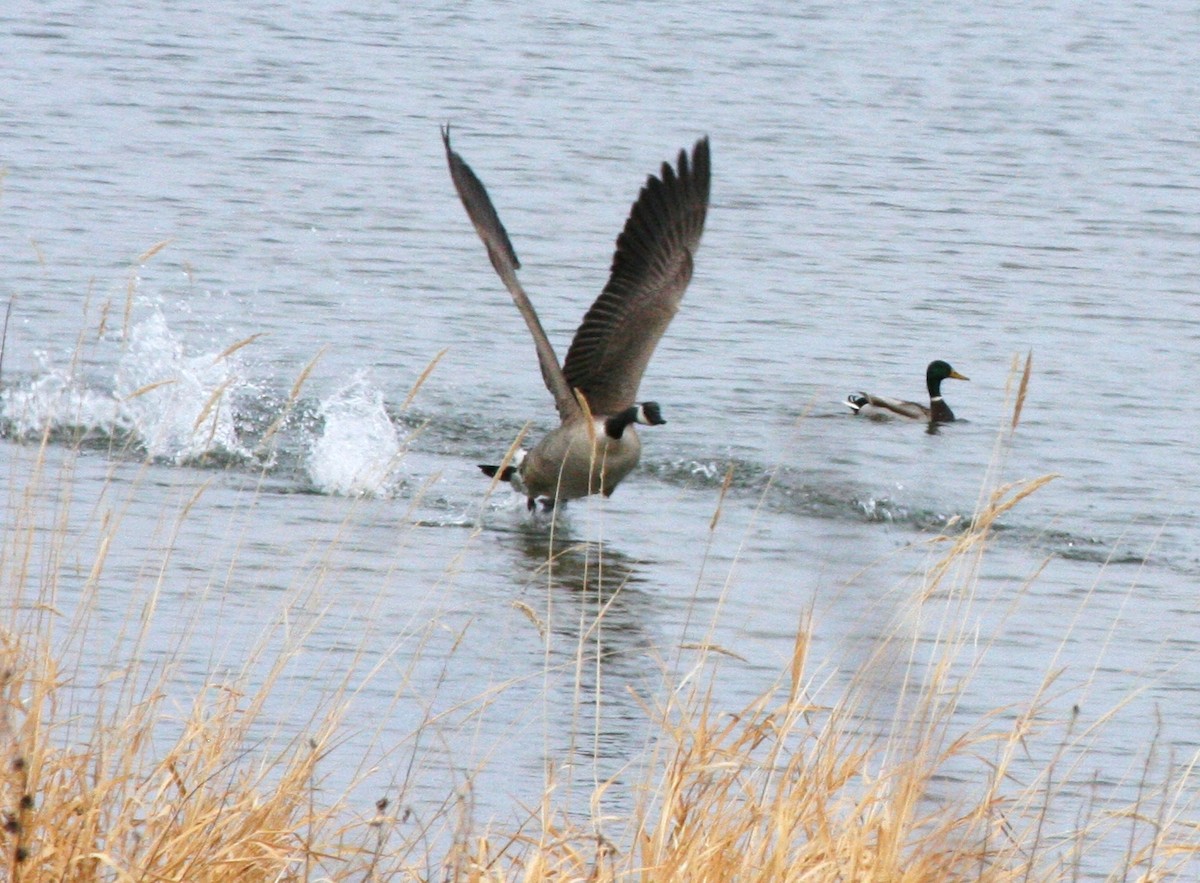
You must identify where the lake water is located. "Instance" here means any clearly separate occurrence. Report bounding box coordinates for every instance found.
[2,0,1198,876]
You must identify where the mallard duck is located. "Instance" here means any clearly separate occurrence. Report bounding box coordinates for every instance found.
[845,360,969,423]
[442,128,711,509]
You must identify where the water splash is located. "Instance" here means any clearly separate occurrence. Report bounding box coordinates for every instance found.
[2,308,258,465]
[114,309,254,463]
[306,371,403,497]
[1,359,128,446]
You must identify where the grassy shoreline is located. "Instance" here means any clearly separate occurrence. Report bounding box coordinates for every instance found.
[3,383,1198,880]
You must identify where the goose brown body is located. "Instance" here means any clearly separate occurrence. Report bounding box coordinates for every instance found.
[518,417,643,502]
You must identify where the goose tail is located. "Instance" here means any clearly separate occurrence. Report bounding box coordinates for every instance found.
[480,447,527,485]
[479,463,518,482]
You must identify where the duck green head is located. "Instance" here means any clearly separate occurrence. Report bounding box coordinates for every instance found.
[926,360,969,394]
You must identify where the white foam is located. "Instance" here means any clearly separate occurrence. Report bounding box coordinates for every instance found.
[306,371,403,497]
[113,309,253,463]
[1,358,126,440]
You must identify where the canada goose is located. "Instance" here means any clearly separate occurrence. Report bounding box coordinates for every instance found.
[442,128,711,509]
[845,360,969,423]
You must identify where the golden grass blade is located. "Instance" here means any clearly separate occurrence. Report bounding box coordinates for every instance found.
[123,272,135,341]
[212,332,265,365]
[788,607,812,708]
[400,347,447,411]
[990,472,1060,520]
[257,347,327,450]
[1012,349,1033,431]
[709,463,735,531]
[0,297,13,388]
[124,378,178,401]
[575,388,596,442]
[511,600,546,639]
[483,424,531,497]
[678,641,748,662]
[192,377,234,433]
[136,238,173,264]
[97,298,111,340]
[288,346,326,404]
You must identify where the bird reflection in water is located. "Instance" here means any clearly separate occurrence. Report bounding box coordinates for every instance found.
[511,522,656,772]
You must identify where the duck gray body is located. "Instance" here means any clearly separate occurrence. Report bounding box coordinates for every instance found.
[443,128,710,509]
[845,360,969,423]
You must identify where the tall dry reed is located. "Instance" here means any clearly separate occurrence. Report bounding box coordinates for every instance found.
[1,350,1196,881]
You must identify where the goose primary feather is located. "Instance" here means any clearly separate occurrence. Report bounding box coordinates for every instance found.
[443,128,710,509]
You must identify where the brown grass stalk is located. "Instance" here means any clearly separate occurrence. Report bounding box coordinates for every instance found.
[2,352,1197,880]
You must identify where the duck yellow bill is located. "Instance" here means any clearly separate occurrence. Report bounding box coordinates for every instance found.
[949,369,970,381]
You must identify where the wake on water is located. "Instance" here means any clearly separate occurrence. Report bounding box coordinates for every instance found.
[0,305,1171,570]
[1,306,407,498]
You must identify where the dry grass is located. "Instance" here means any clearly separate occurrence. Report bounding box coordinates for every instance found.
[0,439,340,882]
[429,478,1186,883]
[2,380,1198,881]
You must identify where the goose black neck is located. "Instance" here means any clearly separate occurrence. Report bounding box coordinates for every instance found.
[604,406,640,440]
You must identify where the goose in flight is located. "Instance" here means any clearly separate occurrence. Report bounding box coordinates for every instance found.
[442,128,711,509]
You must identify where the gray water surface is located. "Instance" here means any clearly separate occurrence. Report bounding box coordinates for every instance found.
[3,1,1199,875]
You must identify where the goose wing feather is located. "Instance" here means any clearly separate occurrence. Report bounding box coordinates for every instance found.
[442,126,580,421]
[561,138,711,415]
